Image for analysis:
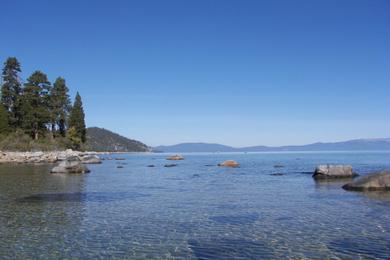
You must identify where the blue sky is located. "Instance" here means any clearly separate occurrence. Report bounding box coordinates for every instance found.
[1,0,389,147]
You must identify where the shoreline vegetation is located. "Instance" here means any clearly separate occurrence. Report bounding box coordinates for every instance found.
[0,57,150,154]
[0,57,87,151]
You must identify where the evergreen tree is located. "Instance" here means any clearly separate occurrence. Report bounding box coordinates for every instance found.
[66,126,82,150]
[20,71,51,140]
[50,77,71,136]
[0,104,10,134]
[69,92,86,143]
[1,57,22,128]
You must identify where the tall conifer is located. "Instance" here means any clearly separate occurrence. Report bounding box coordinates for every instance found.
[20,71,51,140]
[1,57,22,128]
[51,77,71,136]
[69,92,86,143]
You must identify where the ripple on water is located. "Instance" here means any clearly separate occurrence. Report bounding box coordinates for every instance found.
[188,238,274,259]
[328,237,390,259]
[209,212,260,225]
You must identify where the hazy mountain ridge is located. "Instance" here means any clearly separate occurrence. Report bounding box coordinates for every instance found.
[86,127,150,152]
[154,138,390,152]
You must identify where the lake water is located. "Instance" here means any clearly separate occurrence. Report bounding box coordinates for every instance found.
[1,152,390,259]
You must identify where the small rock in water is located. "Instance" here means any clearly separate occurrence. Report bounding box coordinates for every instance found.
[218,160,239,168]
[51,156,90,174]
[343,170,390,191]
[273,164,284,168]
[164,164,177,167]
[147,165,155,167]
[117,165,124,168]
[80,155,102,164]
[270,173,284,176]
[313,165,357,179]
[166,155,184,160]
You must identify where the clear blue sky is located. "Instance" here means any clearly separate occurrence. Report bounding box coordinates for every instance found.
[1,0,389,147]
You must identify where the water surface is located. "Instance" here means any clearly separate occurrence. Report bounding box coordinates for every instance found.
[1,152,390,259]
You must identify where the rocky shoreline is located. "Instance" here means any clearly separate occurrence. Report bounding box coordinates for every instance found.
[0,149,108,164]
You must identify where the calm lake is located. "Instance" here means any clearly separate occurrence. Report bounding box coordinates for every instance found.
[1,152,390,259]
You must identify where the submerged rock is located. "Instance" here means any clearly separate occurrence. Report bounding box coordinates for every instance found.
[273,164,284,168]
[166,155,184,160]
[218,160,240,168]
[270,173,284,176]
[81,155,102,164]
[51,156,90,174]
[343,170,390,191]
[164,164,177,167]
[147,165,155,167]
[313,165,356,179]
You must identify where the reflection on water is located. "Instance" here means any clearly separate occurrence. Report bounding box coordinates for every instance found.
[1,152,390,258]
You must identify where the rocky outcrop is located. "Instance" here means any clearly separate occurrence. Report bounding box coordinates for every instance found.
[218,160,240,168]
[80,155,102,164]
[51,156,90,174]
[313,165,356,179]
[343,171,390,191]
[0,149,104,164]
[166,155,184,160]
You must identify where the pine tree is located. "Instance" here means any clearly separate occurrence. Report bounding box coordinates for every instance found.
[20,71,51,140]
[69,92,86,143]
[0,104,9,135]
[1,57,22,128]
[50,77,71,137]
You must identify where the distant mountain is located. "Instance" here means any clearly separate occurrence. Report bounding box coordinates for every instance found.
[154,143,237,153]
[86,127,150,152]
[154,138,390,152]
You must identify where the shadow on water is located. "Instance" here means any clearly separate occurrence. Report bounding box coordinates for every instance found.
[347,190,390,201]
[314,178,354,189]
[328,237,390,259]
[17,192,150,203]
[209,212,259,225]
[188,238,274,259]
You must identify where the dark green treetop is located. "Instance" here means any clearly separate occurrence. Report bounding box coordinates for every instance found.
[1,57,22,127]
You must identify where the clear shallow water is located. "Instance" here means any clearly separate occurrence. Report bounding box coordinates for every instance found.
[1,152,390,259]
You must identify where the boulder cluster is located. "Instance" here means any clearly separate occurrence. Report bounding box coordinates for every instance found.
[312,164,390,191]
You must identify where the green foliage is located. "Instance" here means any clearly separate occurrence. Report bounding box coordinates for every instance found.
[1,57,22,128]
[20,71,52,140]
[0,57,88,151]
[69,92,86,143]
[0,129,69,151]
[86,127,149,152]
[51,77,71,136]
[0,105,10,134]
[66,126,82,150]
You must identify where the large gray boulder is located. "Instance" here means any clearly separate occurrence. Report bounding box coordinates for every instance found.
[313,165,356,179]
[51,156,90,174]
[81,155,102,164]
[343,170,390,191]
